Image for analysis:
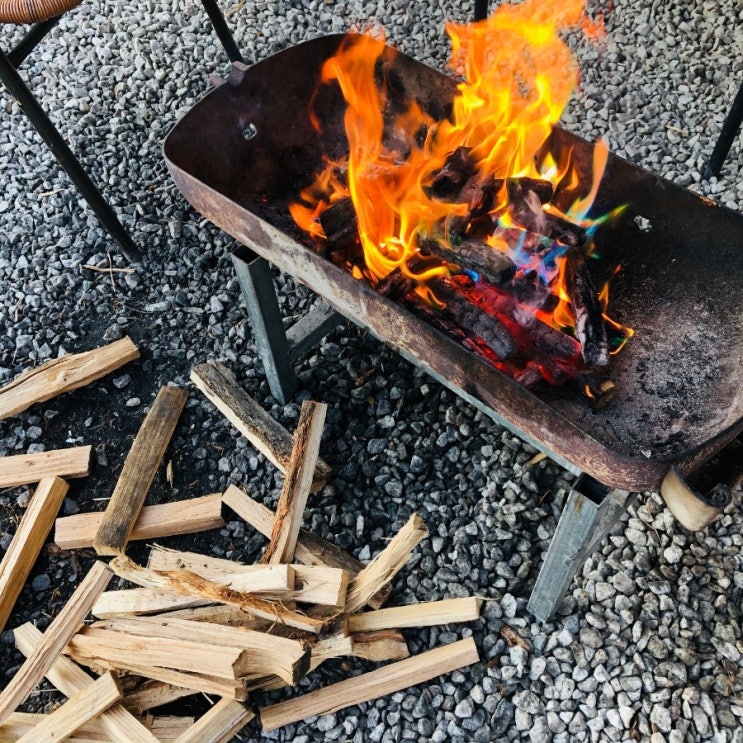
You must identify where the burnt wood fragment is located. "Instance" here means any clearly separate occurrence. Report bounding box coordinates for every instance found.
[568,260,610,369]
[508,194,586,247]
[319,198,358,251]
[417,235,516,286]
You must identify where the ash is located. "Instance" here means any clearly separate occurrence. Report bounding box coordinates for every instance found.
[1,1,742,741]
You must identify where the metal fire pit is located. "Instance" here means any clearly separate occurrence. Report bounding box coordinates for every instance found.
[164,36,743,619]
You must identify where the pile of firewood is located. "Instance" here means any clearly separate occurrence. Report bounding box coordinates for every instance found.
[311,145,625,407]
[0,340,482,742]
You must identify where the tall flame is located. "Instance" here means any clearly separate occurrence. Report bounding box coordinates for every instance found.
[291,0,631,346]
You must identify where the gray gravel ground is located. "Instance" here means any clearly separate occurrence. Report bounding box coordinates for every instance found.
[1,0,742,741]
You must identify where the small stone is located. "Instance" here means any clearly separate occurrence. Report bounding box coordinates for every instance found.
[125,397,141,407]
[501,593,517,618]
[650,704,672,733]
[595,581,615,601]
[513,690,543,715]
[32,574,51,592]
[514,708,532,731]
[663,545,683,563]
[455,698,474,718]
[579,627,603,649]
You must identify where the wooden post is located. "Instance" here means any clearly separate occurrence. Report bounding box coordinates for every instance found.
[94,385,188,556]
[0,561,113,724]
[0,337,140,421]
[0,477,68,634]
[262,400,327,564]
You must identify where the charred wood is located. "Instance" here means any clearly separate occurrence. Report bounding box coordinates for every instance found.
[418,235,516,286]
[319,199,359,252]
[568,260,610,369]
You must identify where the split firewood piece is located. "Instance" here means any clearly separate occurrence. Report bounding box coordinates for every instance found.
[92,587,212,618]
[262,400,328,565]
[345,513,428,614]
[88,615,310,685]
[55,492,224,551]
[15,671,122,743]
[123,680,196,715]
[147,548,295,594]
[259,637,479,731]
[94,385,188,556]
[0,561,112,725]
[346,597,482,632]
[190,363,331,491]
[0,337,140,421]
[566,258,610,368]
[0,477,68,634]
[310,630,410,669]
[154,604,261,626]
[109,556,327,634]
[147,716,196,742]
[0,446,91,489]
[222,485,391,609]
[66,651,248,700]
[171,699,254,743]
[13,623,160,743]
[148,546,349,607]
[67,626,254,681]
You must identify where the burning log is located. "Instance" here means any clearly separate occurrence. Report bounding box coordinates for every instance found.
[507,191,586,247]
[567,259,610,368]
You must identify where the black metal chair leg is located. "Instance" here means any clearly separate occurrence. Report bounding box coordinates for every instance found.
[199,0,245,64]
[0,49,141,262]
[704,80,743,179]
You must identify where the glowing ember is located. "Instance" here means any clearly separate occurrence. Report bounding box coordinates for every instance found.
[290,0,633,393]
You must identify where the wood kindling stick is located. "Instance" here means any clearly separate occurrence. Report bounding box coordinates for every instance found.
[15,671,122,743]
[344,513,428,614]
[148,546,348,607]
[55,493,224,551]
[88,615,310,685]
[171,699,254,743]
[346,597,483,633]
[12,623,160,743]
[310,629,409,670]
[222,485,391,609]
[0,446,91,489]
[122,680,196,716]
[259,637,480,731]
[262,400,327,565]
[147,547,295,594]
[92,587,212,618]
[0,477,68,634]
[190,362,331,491]
[109,556,327,634]
[0,561,113,725]
[0,337,140,421]
[94,385,188,556]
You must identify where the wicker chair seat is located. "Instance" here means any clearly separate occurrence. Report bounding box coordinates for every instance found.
[0,0,82,24]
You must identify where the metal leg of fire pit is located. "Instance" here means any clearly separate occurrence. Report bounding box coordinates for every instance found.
[527,474,636,623]
[231,246,345,403]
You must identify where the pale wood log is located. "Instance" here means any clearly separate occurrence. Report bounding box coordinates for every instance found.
[190,362,331,491]
[66,652,247,700]
[109,556,327,634]
[123,681,195,715]
[0,561,112,725]
[92,588,211,618]
[88,615,310,685]
[222,485,391,609]
[345,513,428,614]
[259,637,479,730]
[0,446,91,489]
[67,626,253,680]
[154,605,256,626]
[172,699,254,743]
[148,547,295,593]
[263,400,327,565]
[0,337,140,421]
[660,466,727,530]
[13,622,159,743]
[0,477,68,634]
[16,671,122,743]
[55,493,224,551]
[311,630,409,669]
[148,547,348,607]
[346,597,482,632]
[94,385,188,556]
[147,716,196,743]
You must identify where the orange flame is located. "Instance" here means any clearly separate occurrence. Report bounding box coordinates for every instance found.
[292,1,632,350]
